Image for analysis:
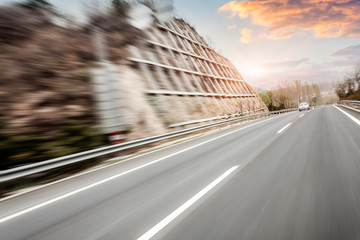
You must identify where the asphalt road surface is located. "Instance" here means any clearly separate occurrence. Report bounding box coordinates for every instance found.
[1,105,360,240]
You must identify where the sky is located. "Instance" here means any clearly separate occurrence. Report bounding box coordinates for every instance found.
[173,0,360,90]
[1,0,360,90]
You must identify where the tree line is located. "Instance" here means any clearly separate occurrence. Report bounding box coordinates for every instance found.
[335,65,360,100]
[260,81,322,111]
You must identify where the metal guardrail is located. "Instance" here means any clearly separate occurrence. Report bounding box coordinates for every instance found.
[169,108,265,128]
[338,100,360,112]
[0,109,296,183]
[339,100,360,105]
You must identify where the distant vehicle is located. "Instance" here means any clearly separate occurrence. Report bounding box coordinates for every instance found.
[298,102,310,111]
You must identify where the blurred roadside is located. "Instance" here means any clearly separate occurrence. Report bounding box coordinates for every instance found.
[0,0,267,194]
[0,0,143,170]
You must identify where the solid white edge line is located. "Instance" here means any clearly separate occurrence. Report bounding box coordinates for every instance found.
[339,104,360,113]
[333,105,360,126]
[299,114,305,118]
[277,123,292,134]
[0,114,287,224]
[137,165,239,240]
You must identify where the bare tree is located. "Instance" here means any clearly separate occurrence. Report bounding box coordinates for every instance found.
[294,80,301,104]
[335,82,347,98]
[353,64,360,90]
[311,84,321,105]
[345,78,355,95]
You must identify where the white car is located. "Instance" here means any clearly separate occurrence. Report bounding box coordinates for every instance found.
[298,102,310,111]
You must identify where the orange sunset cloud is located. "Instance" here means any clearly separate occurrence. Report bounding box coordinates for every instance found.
[219,0,360,40]
[240,28,253,43]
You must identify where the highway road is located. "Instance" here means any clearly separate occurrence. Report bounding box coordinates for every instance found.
[1,105,360,240]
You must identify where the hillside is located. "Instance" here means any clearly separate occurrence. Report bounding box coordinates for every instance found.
[0,2,267,170]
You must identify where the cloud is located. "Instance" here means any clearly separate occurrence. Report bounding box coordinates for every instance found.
[262,58,309,68]
[330,44,360,67]
[240,28,253,43]
[219,0,360,40]
[331,44,360,57]
[227,25,236,30]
